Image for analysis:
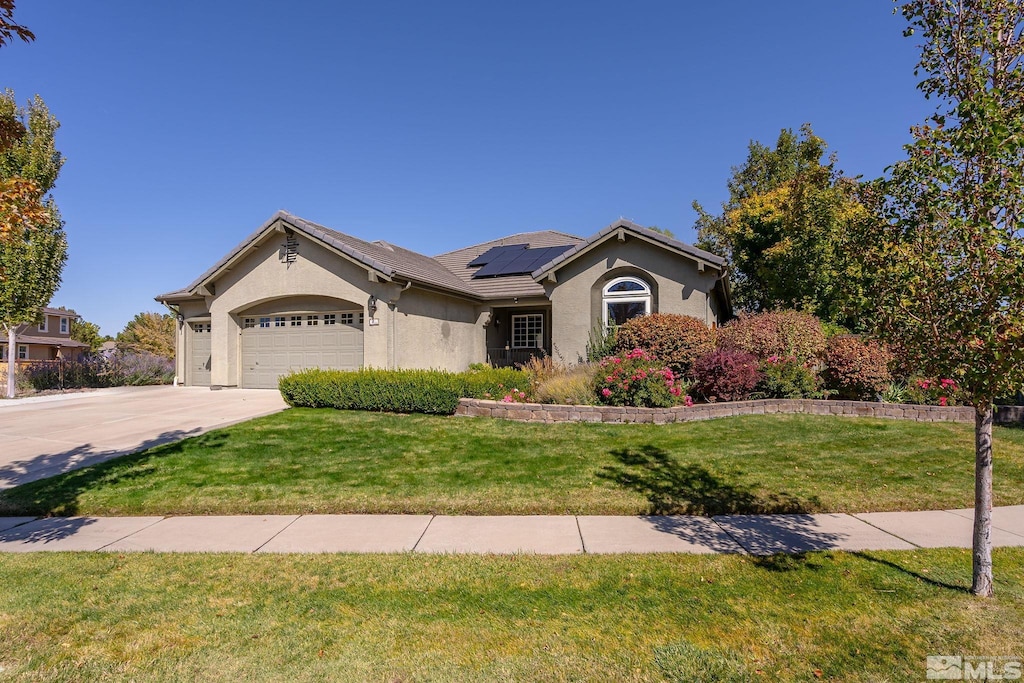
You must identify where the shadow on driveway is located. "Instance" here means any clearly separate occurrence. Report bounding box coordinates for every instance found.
[0,429,228,518]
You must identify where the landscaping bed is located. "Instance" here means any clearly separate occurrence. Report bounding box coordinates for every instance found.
[3,409,1023,517]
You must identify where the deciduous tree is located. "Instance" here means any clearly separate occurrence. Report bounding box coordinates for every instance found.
[117,312,175,358]
[0,0,33,49]
[857,0,1024,596]
[693,125,868,327]
[0,92,66,398]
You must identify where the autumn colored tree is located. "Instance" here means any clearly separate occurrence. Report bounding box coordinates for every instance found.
[117,312,176,358]
[0,0,33,49]
[693,125,868,327]
[856,0,1024,596]
[0,92,66,398]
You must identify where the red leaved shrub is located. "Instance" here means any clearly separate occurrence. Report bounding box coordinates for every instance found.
[691,349,762,402]
[615,313,714,375]
[716,310,827,363]
[823,335,893,400]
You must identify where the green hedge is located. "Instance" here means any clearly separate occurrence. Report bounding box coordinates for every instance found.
[278,367,531,414]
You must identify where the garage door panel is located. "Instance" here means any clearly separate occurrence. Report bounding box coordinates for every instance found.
[241,315,362,389]
[190,323,212,386]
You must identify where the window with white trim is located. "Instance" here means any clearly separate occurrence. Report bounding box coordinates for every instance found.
[18,345,28,360]
[602,276,652,328]
[243,318,256,329]
[259,317,271,328]
[511,314,544,349]
[290,316,302,327]
[274,316,285,327]
[306,315,319,326]
[323,314,336,325]
[39,316,48,333]
[60,317,69,334]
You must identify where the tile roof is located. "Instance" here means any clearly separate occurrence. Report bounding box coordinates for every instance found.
[434,230,584,300]
[285,214,481,298]
[156,212,727,308]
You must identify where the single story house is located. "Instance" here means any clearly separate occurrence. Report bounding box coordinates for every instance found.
[156,211,731,388]
[0,307,90,363]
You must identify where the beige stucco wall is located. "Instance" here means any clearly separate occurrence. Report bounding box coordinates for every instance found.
[173,223,488,385]
[547,235,724,364]
[389,288,486,371]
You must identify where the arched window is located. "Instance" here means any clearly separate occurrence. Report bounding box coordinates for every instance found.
[603,276,652,328]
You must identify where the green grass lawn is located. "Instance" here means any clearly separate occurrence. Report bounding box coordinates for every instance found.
[0,548,1021,681]
[2,409,1023,516]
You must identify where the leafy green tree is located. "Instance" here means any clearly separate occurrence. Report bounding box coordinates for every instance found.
[70,318,107,353]
[693,125,867,327]
[117,312,175,358]
[0,92,66,397]
[855,0,1023,596]
[0,0,33,49]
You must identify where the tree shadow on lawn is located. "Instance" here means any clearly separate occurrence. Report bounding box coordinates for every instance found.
[0,429,229,519]
[852,551,971,593]
[598,445,818,516]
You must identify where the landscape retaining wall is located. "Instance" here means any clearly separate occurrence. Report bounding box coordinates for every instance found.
[456,398,1024,425]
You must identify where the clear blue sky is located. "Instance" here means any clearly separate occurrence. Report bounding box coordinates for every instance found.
[2,1,932,336]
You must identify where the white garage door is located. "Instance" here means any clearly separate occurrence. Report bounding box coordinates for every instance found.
[240,312,363,389]
[190,322,212,386]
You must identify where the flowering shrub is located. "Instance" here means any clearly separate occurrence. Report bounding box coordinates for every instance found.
[822,335,893,400]
[20,352,174,391]
[716,310,827,363]
[614,313,714,375]
[905,377,967,406]
[691,349,762,402]
[755,355,822,399]
[595,348,689,408]
[499,388,528,403]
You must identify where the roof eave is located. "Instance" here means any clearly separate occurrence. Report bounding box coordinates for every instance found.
[531,220,727,281]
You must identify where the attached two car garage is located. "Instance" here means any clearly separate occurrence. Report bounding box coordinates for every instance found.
[188,310,364,389]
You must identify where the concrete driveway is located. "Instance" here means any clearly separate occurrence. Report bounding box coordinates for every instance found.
[0,386,287,489]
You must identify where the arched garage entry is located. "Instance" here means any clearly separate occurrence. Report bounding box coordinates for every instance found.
[237,296,364,389]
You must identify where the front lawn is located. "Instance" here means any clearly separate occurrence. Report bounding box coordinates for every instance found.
[0,549,1021,681]
[2,410,1023,516]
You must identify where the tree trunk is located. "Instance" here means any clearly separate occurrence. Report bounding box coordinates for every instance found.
[972,404,994,597]
[6,326,15,399]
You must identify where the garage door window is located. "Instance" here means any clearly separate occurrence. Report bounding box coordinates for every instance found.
[260,317,271,328]
[307,315,319,326]
[324,314,336,325]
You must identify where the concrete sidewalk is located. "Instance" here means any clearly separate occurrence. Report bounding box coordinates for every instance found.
[1,506,1022,555]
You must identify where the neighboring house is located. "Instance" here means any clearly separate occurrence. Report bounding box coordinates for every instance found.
[0,307,91,363]
[156,211,731,389]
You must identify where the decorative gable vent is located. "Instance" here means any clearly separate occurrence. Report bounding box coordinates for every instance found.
[280,232,299,265]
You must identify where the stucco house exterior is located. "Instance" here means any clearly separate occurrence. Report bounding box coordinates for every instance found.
[0,307,90,363]
[156,211,731,389]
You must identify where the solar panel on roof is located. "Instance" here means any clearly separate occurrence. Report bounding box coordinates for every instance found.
[472,244,574,278]
[467,244,528,268]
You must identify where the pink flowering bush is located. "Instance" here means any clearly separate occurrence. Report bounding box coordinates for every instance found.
[595,348,691,408]
[905,377,967,406]
[614,313,714,375]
